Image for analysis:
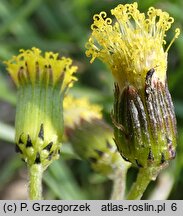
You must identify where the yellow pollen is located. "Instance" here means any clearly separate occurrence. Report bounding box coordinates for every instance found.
[85,2,180,91]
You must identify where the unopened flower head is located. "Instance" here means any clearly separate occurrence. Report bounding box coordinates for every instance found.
[86,2,180,91]
[64,96,125,178]
[5,48,77,169]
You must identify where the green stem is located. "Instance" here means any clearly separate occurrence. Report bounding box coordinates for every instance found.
[127,166,163,200]
[28,164,43,200]
[111,163,130,200]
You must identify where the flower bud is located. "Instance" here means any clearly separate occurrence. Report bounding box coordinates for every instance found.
[64,96,125,177]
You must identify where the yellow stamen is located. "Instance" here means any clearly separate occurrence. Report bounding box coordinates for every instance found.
[4,47,77,92]
[86,2,180,91]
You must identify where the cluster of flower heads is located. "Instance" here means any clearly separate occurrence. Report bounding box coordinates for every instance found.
[2,2,181,201]
[3,1,181,177]
[86,2,180,90]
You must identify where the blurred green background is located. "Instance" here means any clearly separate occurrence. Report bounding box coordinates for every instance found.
[0,0,182,199]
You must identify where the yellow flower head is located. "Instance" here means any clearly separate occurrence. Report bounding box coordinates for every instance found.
[4,47,77,92]
[4,48,78,169]
[64,95,102,129]
[64,96,128,177]
[86,2,180,91]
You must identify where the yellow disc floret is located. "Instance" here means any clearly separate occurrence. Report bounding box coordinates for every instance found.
[4,48,78,169]
[86,2,180,91]
[4,47,77,92]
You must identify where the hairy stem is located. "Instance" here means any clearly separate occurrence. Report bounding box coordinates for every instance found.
[28,164,43,200]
